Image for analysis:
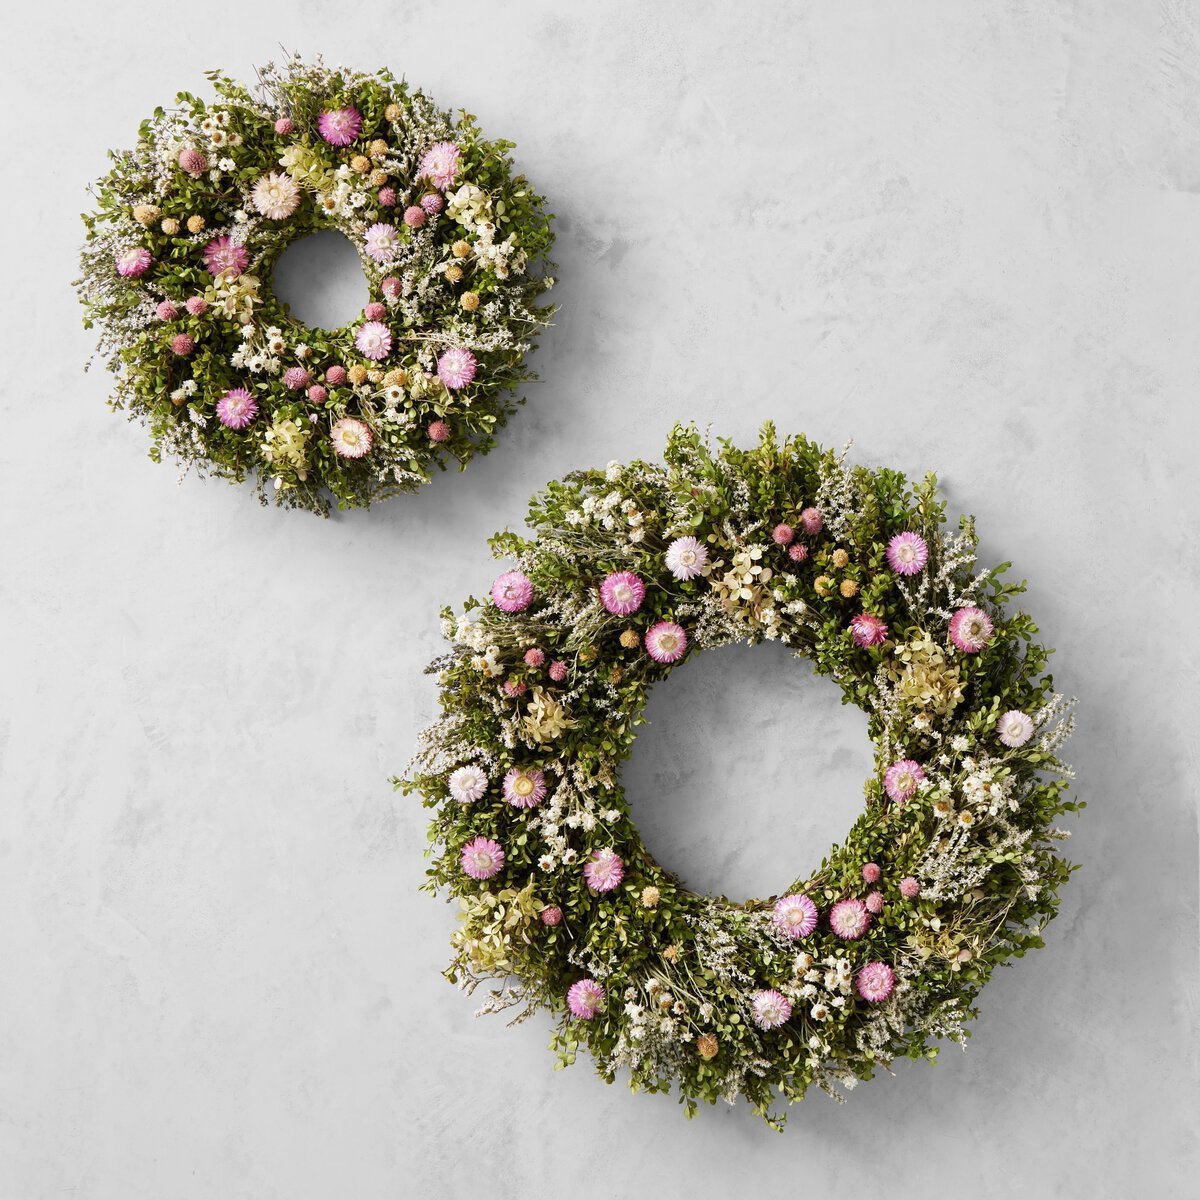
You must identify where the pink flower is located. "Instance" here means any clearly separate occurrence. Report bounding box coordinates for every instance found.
[855,961,895,1003]
[772,523,794,546]
[899,876,921,899]
[437,347,477,390]
[428,420,450,443]
[644,621,687,664]
[548,661,568,682]
[772,893,818,939]
[177,147,207,176]
[460,836,504,881]
[583,849,624,893]
[447,765,488,804]
[307,385,328,404]
[364,301,386,321]
[282,366,310,390]
[378,186,397,207]
[800,507,823,534]
[419,140,462,190]
[997,710,1034,748]
[380,277,401,299]
[215,388,257,429]
[155,300,178,321]
[492,570,534,612]
[540,905,562,927]
[884,759,924,803]
[865,891,884,915]
[273,117,294,135]
[421,192,445,215]
[503,680,527,698]
[599,571,646,616]
[355,321,393,361]
[116,247,152,278]
[850,613,888,648]
[185,296,208,316]
[202,236,248,278]
[664,536,708,581]
[886,531,929,575]
[317,106,362,146]
[364,223,400,264]
[170,334,194,356]
[949,607,994,654]
[403,205,426,228]
[325,365,347,386]
[862,862,881,883]
[524,648,546,668]
[751,989,792,1030]
[330,418,373,458]
[503,767,546,808]
[566,978,604,1019]
[829,898,871,940]
[788,542,809,563]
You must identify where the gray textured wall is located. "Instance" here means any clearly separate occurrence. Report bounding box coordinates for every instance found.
[2,2,1198,1196]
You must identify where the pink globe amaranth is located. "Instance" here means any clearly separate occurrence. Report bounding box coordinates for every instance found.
[381,276,401,299]
[185,296,208,316]
[540,905,562,927]
[492,570,535,613]
[364,301,386,321]
[170,333,195,356]
[460,836,504,881]
[215,388,257,430]
[403,205,426,228]
[865,891,884,915]
[378,186,397,207]
[317,106,363,146]
[428,420,450,443]
[548,661,568,682]
[524,647,546,668]
[899,876,921,899]
[503,679,527,698]
[155,300,178,321]
[437,347,478,390]
[772,523,794,546]
[421,192,445,215]
[751,989,792,1030]
[273,117,294,135]
[306,385,328,405]
[202,236,249,278]
[949,606,994,654]
[355,320,393,361]
[884,759,925,803]
[282,366,310,390]
[583,849,624,894]
[886,531,930,576]
[116,247,152,278]
[645,621,687,664]
[772,893,818,939]
[862,862,881,884]
[855,961,895,1003]
[850,612,888,648]
[566,978,604,1020]
[599,571,646,616]
[325,365,348,386]
[800,507,823,535]
[829,898,871,940]
[177,147,207,176]
[788,541,809,563]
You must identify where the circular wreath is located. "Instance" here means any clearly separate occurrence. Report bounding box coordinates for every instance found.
[404,425,1080,1128]
[77,55,555,515]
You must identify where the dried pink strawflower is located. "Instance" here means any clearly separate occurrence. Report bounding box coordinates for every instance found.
[460,836,504,881]
[856,961,895,1003]
[772,894,818,939]
[886,532,929,575]
[851,613,888,648]
[492,570,535,612]
[949,607,994,654]
[116,247,152,277]
[567,978,604,1019]
[884,759,924,803]
[829,898,871,940]
[599,571,646,616]
[317,107,362,146]
[645,621,687,664]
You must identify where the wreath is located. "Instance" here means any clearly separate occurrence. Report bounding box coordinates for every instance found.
[77,55,555,515]
[403,425,1080,1128]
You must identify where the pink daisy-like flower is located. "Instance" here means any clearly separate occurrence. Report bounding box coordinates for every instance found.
[437,347,477,390]
[215,388,257,429]
[403,205,426,229]
[524,648,546,668]
[548,661,568,682]
[583,849,624,894]
[800,507,823,534]
[428,420,451,443]
[997,710,1035,748]
[307,385,328,404]
[862,862,881,883]
[492,570,534,613]
[250,172,301,221]
[447,764,488,804]
[325,365,347,386]
[772,523,794,546]
[884,759,925,803]
[155,300,178,321]
[829,898,871,940]
[364,302,386,321]
[855,961,895,1003]
[644,621,687,664]
[378,186,397,207]
[317,106,362,146]
[865,891,884,915]
[788,542,809,563]
[899,876,921,899]
[460,836,504,881]
[364,223,400,264]
[354,321,393,361]
[599,571,646,616]
[380,277,401,299]
[566,978,604,1019]
[751,989,792,1030]
[949,606,994,654]
[185,296,207,316]
[418,140,462,190]
[115,247,152,278]
[504,766,547,809]
[177,147,207,176]
[202,236,249,278]
[540,905,562,927]
[664,536,708,581]
[170,334,195,356]
[421,192,444,215]
[772,893,818,940]
[273,117,294,135]
[886,531,929,576]
[330,418,373,458]
[282,366,310,390]
[850,612,889,648]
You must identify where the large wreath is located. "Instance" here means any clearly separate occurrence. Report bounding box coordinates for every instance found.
[77,55,555,515]
[404,425,1079,1128]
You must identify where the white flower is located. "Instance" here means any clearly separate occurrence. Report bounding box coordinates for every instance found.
[448,764,488,804]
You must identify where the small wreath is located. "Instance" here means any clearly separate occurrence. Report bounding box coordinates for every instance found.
[404,425,1080,1128]
[78,55,555,515]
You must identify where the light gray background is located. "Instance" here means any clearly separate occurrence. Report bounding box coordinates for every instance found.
[2,2,1198,1196]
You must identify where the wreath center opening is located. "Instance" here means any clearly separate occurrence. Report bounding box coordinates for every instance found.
[271,229,370,331]
[622,638,873,905]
